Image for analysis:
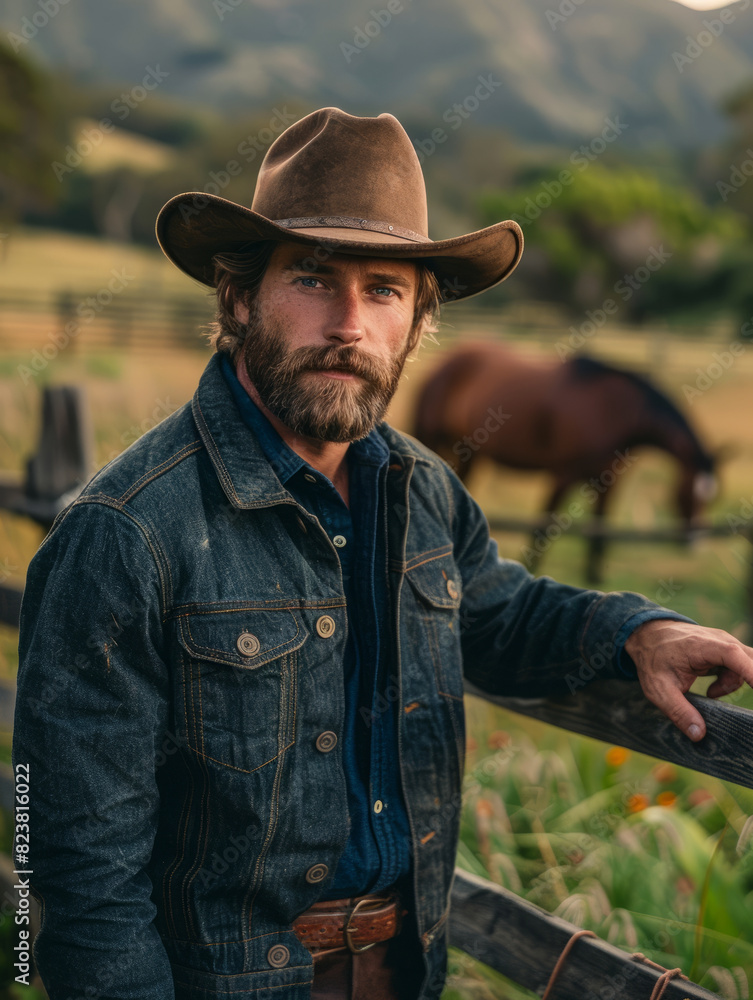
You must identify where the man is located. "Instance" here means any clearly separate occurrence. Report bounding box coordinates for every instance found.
[13,107,753,1000]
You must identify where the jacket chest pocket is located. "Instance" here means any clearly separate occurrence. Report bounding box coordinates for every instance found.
[403,550,467,787]
[175,607,309,773]
[404,551,464,703]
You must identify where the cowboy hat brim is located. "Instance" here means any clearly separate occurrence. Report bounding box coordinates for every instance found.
[155,192,523,303]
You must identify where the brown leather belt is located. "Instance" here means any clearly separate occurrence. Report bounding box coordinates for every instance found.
[292,889,404,958]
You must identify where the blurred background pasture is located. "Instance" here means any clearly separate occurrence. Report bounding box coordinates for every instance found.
[3,0,753,995]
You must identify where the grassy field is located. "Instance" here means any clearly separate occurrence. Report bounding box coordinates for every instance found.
[2,228,753,997]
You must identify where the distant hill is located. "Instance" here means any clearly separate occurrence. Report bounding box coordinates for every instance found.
[3,0,753,150]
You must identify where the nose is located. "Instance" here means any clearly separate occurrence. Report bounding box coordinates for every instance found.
[326,284,363,346]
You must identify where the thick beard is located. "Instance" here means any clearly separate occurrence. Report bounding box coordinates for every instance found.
[241,306,411,443]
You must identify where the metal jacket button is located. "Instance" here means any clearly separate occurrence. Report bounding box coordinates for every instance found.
[316,731,338,753]
[306,863,328,883]
[236,632,261,657]
[316,615,336,638]
[446,579,459,600]
[267,944,290,968]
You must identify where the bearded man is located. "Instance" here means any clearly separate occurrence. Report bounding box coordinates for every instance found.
[13,107,753,1000]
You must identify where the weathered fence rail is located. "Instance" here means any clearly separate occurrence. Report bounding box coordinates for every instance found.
[450,869,721,1000]
[465,677,753,792]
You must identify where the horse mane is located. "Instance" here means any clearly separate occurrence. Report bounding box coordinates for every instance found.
[568,355,714,472]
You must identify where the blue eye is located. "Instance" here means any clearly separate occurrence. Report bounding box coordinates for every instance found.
[298,276,320,288]
[374,287,395,296]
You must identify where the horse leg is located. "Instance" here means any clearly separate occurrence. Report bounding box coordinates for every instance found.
[526,478,571,575]
[586,485,612,586]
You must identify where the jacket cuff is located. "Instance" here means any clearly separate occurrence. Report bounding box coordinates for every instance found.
[612,609,698,678]
[578,591,697,684]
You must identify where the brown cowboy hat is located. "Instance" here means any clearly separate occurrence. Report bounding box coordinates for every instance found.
[156,107,523,302]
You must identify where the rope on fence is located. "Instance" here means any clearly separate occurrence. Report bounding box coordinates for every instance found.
[541,929,691,1000]
[541,930,597,999]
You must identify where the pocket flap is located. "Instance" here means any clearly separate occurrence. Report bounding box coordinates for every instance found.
[176,608,308,668]
[404,549,462,610]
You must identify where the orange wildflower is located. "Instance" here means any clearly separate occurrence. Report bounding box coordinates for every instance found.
[466,737,478,754]
[605,746,630,767]
[656,791,677,808]
[488,730,510,750]
[652,763,677,783]
[475,798,493,819]
[627,793,649,813]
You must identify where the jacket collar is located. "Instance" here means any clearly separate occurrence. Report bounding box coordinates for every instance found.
[191,353,431,510]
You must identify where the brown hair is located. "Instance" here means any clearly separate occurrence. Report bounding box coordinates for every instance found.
[206,241,442,362]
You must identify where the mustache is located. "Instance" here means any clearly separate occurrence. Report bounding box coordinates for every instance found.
[268,345,389,383]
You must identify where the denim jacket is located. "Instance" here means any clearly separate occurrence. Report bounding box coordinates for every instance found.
[13,353,684,1000]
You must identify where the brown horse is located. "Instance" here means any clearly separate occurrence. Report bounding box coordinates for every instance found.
[413,343,717,582]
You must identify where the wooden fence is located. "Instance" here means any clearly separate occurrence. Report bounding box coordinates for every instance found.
[0,287,741,373]
[2,387,752,998]
[448,679,753,999]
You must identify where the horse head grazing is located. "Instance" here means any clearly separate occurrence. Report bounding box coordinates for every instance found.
[677,456,717,525]
[568,356,716,527]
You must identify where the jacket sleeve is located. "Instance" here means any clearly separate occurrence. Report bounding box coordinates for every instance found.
[12,500,175,1000]
[448,470,692,697]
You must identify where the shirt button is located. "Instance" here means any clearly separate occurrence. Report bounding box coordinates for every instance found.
[373,800,384,814]
[236,632,261,657]
[267,944,290,968]
[316,615,336,638]
[316,731,338,753]
[304,473,317,483]
[446,579,459,600]
[305,863,329,884]
[332,534,347,548]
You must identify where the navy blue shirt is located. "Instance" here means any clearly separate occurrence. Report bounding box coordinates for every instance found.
[221,356,412,897]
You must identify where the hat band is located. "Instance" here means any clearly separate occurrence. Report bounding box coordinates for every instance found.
[274,216,429,243]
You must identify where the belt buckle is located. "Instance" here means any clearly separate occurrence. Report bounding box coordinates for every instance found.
[344,897,377,954]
